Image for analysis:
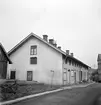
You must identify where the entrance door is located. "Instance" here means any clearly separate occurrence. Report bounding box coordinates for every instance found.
[74,72,76,83]
[79,71,82,82]
[63,68,68,85]
[10,71,16,79]
[27,71,33,81]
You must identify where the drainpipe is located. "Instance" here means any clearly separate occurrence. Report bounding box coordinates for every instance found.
[63,54,68,86]
[68,69,71,84]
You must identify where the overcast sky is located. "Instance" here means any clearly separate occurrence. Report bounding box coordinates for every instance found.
[0,0,101,68]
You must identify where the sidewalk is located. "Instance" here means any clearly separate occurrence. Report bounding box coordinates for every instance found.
[0,82,94,105]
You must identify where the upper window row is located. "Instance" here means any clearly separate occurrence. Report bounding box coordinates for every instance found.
[30,45,37,55]
[65,60,87,69]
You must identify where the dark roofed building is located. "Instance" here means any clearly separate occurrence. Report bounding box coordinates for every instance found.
[97,54,101,71]
[0,43,12,79]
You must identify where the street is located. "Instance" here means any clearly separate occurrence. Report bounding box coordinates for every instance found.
[9,83,101,105]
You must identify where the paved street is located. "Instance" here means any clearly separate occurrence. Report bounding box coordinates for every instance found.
[9,83,101,105]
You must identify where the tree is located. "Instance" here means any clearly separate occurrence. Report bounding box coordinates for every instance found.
[90,70,99,82]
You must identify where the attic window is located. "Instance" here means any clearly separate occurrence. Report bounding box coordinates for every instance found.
[30,45,37,55]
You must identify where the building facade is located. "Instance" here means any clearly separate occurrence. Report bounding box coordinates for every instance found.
[63,53,89,85]
[7,33,89,85]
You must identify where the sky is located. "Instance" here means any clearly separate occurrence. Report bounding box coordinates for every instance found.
[0,0,101,68]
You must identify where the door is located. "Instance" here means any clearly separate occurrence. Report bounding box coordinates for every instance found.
[79,71,82,82]
[10,71,16,79]
[63,68,68,85]
[27,71,33,81]
[74,72,76,83]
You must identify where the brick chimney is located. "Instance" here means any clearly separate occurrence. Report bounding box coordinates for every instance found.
[53,43,57,47]
[43,35,48,41]
[58,46,61,50]
[66,50,69,55]
[71,53,74,57]
[49,39,54,45]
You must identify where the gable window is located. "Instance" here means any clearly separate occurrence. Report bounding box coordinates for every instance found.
[30,45,37,55]
[30,57,37,64]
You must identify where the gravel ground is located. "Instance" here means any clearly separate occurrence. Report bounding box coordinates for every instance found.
[9,83,101,105]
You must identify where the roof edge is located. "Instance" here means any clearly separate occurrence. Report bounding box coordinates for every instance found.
[7,32,89,67]
[0,43,12,64]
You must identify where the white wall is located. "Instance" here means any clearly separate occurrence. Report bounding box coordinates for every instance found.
[8,38,63,85]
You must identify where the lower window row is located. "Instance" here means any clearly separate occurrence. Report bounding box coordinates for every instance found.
[10,71,33,81]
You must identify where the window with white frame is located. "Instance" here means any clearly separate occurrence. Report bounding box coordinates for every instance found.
[30,45,37,55]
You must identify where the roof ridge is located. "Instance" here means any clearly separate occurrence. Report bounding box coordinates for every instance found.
[8,32,66,56]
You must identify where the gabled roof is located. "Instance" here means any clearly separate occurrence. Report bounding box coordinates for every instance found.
[8,32,89,68]
[0,43,12,64]
[97,54,101,61]
[8,32,66,56]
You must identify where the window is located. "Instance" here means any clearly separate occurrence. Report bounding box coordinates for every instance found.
[65,59,67,64]
[69,60,71,65]
[72,61,74,66]
[71,70,74,76]
[30,57,37,64]
[30,45,37,55]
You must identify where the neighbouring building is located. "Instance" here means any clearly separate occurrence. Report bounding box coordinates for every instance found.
[97,54,101,71]
[0,43,12,79]
[97,54,101,79]
[7,33,90,85]
[88,67,96,81]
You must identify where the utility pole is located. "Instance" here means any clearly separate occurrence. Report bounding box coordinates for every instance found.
[51,70,54,88]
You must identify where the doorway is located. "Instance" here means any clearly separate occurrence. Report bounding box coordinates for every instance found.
[10,71,16,79]
[27,71,33,81]
[74,71,76,83]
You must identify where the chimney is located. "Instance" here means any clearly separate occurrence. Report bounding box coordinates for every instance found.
[71,53,74,57]
[58,46,61,50]
[53,43,57,47]
[49,39,54,45]
[43,35,48,41]
[53,40,57,47]
[66,50,69,55]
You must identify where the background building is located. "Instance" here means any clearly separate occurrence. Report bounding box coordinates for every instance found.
[97,54,101,80]
[0,43,12,79]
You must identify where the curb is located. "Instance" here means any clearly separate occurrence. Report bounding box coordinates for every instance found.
[0,82,94,105]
